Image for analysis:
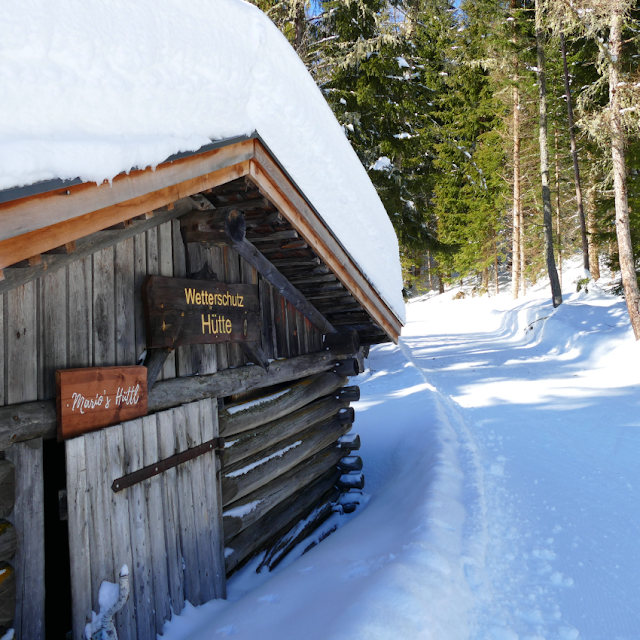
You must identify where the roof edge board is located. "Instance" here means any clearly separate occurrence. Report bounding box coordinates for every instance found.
[0,133,259,206]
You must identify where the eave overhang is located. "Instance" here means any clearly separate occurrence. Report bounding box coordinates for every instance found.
[0,135,403,343]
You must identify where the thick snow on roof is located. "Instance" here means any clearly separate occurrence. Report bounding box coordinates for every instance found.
[0,0,405,322]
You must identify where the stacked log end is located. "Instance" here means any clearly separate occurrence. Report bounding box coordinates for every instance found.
[220,361,364,576]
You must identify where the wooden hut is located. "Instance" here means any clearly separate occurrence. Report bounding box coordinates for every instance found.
[0,132,403,638]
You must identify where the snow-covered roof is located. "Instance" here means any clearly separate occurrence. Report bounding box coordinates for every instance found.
[0,0,405,323]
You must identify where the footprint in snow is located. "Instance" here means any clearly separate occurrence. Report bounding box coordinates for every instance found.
[216,625,238,636]
[258,593,280,604]
[550,571,574,586]
[489,463,505,476]
[558,626,580,639]
[489,625,518,640]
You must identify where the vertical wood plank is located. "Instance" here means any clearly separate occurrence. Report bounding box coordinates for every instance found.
[5,440,45,639]
[122,418,155,639]
[83,429,115,619]
[146,228,161,381]
[207,246,226,374]
[65,437,92,640]
[302,317,312,355]
[158,222,177,379]
[173,407,201,605]
[200,399,226,598]
[171,220,187,279]
[156,410,185,615]
[6,283,37,404]
[171,220,193,377]
[224,247,244,367]
[187,244,218,375]
[286,303,300,357]
[115,238,136,366]
[258,277,274,361]
[146,227,159,276]
[183,402,215,601]
[68,257,93,368]
[41,269,68,398]
[133,232,147,365]
[141,415,171,633]
[93,247,115,367]
[269,285,278,359]
[273,290,288,359]
[105,424,135,640]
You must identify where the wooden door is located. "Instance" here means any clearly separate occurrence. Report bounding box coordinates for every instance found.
[66,398,226,640]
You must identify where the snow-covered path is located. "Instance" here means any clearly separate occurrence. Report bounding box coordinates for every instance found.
[402,276,640,640]
[164,266,640,640]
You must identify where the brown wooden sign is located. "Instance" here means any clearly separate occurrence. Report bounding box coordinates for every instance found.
[56,366,148,440]
[142,275,260,347]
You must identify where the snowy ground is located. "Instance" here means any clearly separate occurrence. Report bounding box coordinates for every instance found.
[164,260,640,640]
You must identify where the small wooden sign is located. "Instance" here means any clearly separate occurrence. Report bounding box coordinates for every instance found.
[142,275,260,348]
[56,366,148,440]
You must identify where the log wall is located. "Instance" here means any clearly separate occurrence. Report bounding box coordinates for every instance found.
[218,372,363,575]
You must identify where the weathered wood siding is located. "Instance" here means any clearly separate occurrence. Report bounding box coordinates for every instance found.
[66,398,225,640]
[1,218,322,409]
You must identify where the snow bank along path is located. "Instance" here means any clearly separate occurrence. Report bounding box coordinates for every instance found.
[0,0,404,321]
[401,265,640,640]
[164,261,640,640]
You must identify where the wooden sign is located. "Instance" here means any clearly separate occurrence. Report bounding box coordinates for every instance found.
[56,366,148,440]
[142,275,260,347]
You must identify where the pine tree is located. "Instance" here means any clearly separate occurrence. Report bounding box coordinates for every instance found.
[549,0,640,336]
[431,0,510,290]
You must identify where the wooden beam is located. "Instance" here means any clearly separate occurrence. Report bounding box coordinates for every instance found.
[223,445,345,540]
[45,241,77,254]
[148,349,346,413]
[0,140,254,243]
[0,198,195,296]
[221,417,351,506]
[219,371,347,437]
[220,396,348,468]
[224,468,341,575]
[0,159,251,270]
[223,210,335,335]
[256,484,339,572]
[0,350,350,448]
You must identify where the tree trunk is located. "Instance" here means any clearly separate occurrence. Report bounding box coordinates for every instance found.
[561,33,589,272]
[494,233,499,295]
[535,0,563,307]
[512,83,521,300]
[586,185,600,279]
[554,127,563,288]
[609,9,640,338]
[293,0,306,53]
[520,207,526,295]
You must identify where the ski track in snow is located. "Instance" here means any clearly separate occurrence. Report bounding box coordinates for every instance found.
[163,260,640,640]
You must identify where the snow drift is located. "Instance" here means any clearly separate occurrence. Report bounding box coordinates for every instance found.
[0,0,404,320]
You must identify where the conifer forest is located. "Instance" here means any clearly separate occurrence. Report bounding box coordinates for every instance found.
[250,0,640,338]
